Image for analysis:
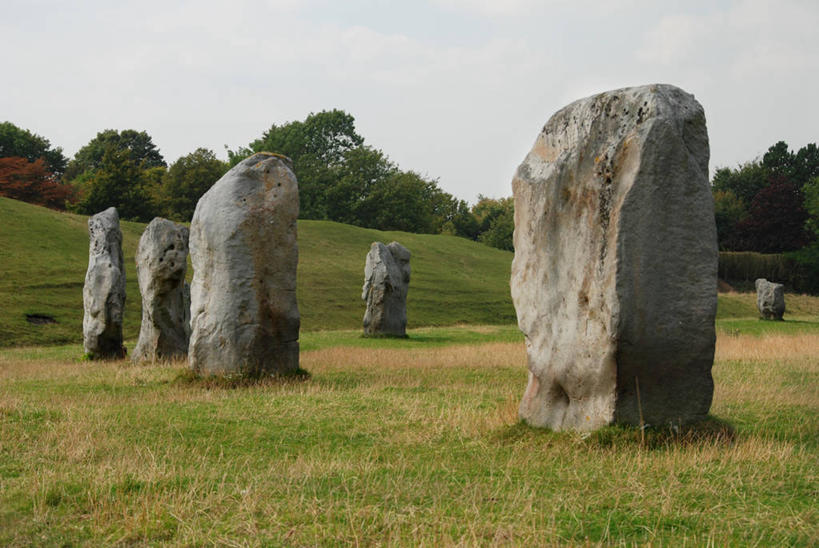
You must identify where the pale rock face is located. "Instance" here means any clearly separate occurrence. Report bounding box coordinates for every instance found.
[188,153,300,376]
[362,241,411,337]
[132,218,191,363]
[510,84,717,431]
[83,207,126,359]
[755,278,785,320]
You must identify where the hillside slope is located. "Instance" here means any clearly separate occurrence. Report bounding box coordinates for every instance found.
[0,197,516,347]
[4,197,818,348]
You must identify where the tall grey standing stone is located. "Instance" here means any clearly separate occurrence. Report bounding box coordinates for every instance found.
[188,152,300,376]
[362,241,411,337]
[83,207,126,359]
[132,218,191,363]
[755,278,785,320]
[510,84,717,431]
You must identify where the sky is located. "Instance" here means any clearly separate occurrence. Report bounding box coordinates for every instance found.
[2,0,817,203]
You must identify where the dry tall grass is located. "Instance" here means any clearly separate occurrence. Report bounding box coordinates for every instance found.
[1,331,817,545]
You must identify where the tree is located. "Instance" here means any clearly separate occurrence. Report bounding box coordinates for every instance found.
[324,146,396,225]
[161,148,228,221]
[0,121,68,176]
[0,157,74,209]
[72,145,160,221]
[361,171,437,233]
[761,141,794,180]
[249,109,364,166]
[472,196,514,251]
[233,110,365,219]
[793,143,819,186]
[65,129,165,181]
[711,162,769,207]
[713,189,746,249]
[732,179,812,253]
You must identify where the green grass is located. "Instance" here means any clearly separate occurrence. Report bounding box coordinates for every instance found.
[0,325,816,545]
[0,197,515,347]
[1,197,817,544]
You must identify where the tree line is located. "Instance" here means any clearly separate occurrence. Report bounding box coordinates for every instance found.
[16,115,815,261]
[0,113,514,250]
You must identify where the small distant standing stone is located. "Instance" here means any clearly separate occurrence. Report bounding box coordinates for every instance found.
[755,278,785,320]
[83,207,126,359]
[188,152,300,376]
[132,218,191,363]
[362,241,411,337]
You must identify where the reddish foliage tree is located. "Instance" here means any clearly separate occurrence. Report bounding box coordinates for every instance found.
[731,178,813,253]
[0,156,75,210]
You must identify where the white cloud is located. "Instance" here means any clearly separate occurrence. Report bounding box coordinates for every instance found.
[431,0,544,17]
[1,0,817,201]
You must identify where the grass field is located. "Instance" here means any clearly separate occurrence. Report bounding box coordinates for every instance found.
[2,196,818,544]
[1,323,817,545]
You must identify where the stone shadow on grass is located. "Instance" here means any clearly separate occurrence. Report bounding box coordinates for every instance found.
[172,367,310,390]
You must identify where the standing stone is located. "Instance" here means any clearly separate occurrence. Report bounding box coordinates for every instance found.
[755,278,785,320]
[510,84,717,431]
[362,241,411,337]
[83,207,126,359]
[132,218,191,363]
[188,152,300,376]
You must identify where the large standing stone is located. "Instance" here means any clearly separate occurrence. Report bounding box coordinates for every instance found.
[188,152,300,376]
[510,84,717,431]
[755,278,785,320]
[362,241,411,337]
[132,218,191,363]
[83,207,126,359]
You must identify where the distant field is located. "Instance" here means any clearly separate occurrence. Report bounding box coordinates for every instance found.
[0,324,816,545]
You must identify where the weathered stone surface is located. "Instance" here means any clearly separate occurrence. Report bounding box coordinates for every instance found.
[132,218,191,363]
[362,241,411,337]
[510,84,717,431]
[188,152,300,376]
[83,207,126,359]
[755,278,785,320]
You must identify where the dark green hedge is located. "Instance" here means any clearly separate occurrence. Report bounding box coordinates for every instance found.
[719,251,817,293]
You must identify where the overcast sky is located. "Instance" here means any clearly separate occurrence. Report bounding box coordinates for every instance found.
[2,0,817,202]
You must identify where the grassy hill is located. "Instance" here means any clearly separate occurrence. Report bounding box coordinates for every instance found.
[0,197,516,347]
[3,196,819,348]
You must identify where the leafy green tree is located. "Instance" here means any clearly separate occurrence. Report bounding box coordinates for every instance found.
[0,121,68,176]
[72,145,160,221]
[803,176,819,236]
[65,129,165,181]
[711,162,769,207]
[472,196,514,251]
[713,189,746,249]
[324,146,396,225]
[161,148,228,221]
[793,143,819,186]
[440,199,480,239]
[232,110,364,219]
[762,141,794,180]
[360,171,438,233]
[249,109,363,166]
